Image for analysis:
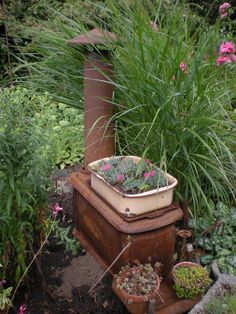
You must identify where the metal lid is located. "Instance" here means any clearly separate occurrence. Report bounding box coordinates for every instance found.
[68,28,117,46]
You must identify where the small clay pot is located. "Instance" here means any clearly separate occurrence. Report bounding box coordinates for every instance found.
[172,261,202,284]
[172,261,211,299]
[112,270,160,314]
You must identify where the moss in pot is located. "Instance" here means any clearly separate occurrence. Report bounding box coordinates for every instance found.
[173,262,212,299]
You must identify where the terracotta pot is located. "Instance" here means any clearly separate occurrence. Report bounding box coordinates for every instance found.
[172,261,202,284]
[88,156,178,216]
[112,269,161,314]
[172,261,211,299]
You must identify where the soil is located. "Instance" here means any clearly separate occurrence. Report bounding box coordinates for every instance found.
[12,165,128,314]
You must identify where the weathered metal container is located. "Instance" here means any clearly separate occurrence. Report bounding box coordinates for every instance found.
[70,171,183,275]
[88,155,178,216]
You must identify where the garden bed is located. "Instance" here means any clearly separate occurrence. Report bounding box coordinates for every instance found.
[11,164,128,314]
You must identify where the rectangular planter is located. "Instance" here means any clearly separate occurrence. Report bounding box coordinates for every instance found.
[88,156,178,216]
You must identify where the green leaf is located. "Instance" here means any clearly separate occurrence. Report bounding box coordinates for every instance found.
[225,256,236,268]
[200,255,213,266]
[197,238,213,251]
[9,176,14,191]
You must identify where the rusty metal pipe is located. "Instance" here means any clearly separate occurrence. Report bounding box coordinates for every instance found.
[68,28,116,168]
[83,53,115,167]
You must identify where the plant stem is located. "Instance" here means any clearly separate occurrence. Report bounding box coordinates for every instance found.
[6,222,54,314]
[2,0,13,86]
[88,242,131,294]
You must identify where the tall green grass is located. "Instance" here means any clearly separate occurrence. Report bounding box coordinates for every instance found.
[20,0,236,219]
[109,1,236,218]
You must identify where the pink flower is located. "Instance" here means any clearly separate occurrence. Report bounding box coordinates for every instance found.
[216,55,232,65]
[144,172,149,178]
[144,159,150,164]
[179,61,188,73]
[52,203,63,218]
[117,175,124,181]
[230,54,236,62]
[102,164,110,171]
[219,2,231,18]
[150,170,155,177]
[19,304,27,314]
[150,21,158,32]
[219,42,235,55]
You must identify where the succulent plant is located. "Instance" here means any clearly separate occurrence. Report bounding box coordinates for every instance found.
[173,263,212,299]
[115,263,160,298]
[93,156,168,194]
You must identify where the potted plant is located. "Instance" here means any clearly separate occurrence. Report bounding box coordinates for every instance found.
[112,263,162,314]
[88,156,178,216]
[172,262,212,299]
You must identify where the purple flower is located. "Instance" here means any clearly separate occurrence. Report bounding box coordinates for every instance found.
[216,55,232,65]
[150,170,155,177]
[231,54,236,62]
[19,304,27,314]
[117,175,124,182]
[102,164,110,171]
[52,203,63,218]
[219,42,235,55]
[179,61,188,74]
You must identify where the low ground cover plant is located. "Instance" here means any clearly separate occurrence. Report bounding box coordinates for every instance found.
[189,201,236,276]
[204,287,236,314]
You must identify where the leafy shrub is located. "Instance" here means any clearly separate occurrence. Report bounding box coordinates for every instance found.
[0,87,82,288]
[35,102,84,169]
[0,88,53,283]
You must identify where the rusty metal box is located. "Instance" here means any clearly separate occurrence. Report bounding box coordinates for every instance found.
[70,171,183,275]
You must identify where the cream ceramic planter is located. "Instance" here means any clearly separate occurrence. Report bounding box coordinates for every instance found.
[88,156,178,216]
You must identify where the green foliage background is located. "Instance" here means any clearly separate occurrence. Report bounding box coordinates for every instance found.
[0,87,83,287]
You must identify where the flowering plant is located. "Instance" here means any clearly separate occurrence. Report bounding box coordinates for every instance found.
[93,156,168,194]
[216,41,236,65]
[219,2,231,19]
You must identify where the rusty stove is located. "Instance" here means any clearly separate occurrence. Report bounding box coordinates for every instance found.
[68,28,183,275]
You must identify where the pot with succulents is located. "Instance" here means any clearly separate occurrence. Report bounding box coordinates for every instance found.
[112,263,162,314]
[172,262,212,299]
[88,156,177,217]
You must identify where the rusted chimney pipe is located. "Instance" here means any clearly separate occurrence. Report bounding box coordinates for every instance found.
[69,28,116,168]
